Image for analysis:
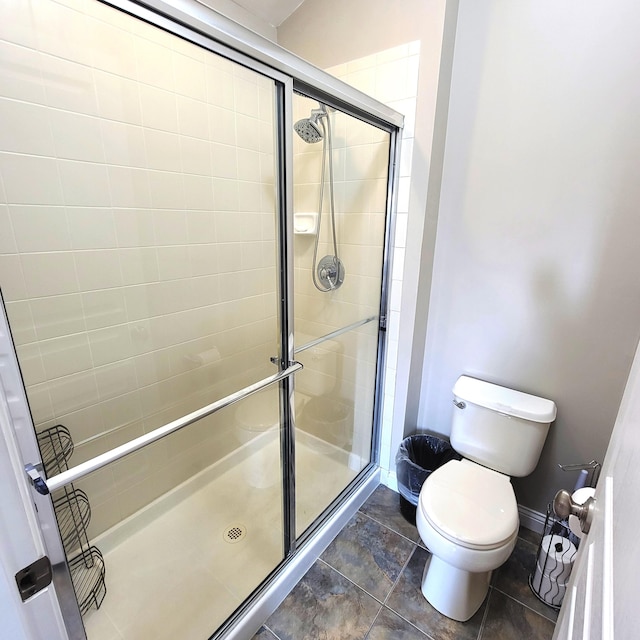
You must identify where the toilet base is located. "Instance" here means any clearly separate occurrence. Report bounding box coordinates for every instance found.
[237,430,279,489]
[421,554,491,622]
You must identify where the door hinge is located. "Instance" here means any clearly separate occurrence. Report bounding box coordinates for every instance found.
[15,556,53,601]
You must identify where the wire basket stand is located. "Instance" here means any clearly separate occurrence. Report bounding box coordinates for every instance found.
[37,424,106,614]
[528,503,579,609]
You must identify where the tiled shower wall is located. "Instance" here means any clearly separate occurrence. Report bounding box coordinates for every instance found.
[0,0,278,536]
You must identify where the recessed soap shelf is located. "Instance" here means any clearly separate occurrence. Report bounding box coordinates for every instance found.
[294,212,318,235]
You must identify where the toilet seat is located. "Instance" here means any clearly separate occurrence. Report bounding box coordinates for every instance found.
[419,459,518,550]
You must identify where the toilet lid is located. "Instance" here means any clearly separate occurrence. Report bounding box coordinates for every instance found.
[236,393,279,431]
[419,459,518,550]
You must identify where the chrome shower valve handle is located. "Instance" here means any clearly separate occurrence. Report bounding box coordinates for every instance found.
[317,255,345,290]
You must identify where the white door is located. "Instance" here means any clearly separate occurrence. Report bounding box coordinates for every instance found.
[0,321,68,640]
[553,336,640,640]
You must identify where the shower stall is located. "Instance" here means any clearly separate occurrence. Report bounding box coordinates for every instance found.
[0,1,402,639]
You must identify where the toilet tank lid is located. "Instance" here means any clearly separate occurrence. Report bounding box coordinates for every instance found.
[453,376,557,423]
[296,332,341,353]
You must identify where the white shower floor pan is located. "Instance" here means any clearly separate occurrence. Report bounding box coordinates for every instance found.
[81,431,360,640]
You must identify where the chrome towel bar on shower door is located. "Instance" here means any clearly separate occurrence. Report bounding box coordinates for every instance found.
[25,362,303,495]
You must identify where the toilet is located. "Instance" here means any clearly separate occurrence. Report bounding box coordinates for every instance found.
[416,375,556,622]
[296,334,352,452]
[234,335,345,484]
[235,389,280,488]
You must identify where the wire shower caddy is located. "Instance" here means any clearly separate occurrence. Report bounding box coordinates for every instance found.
[37,424,106,614]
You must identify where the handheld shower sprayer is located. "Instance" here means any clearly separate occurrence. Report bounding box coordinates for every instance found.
[293,103,345,292]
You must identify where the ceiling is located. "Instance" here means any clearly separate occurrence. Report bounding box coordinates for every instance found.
[230,0,305,27]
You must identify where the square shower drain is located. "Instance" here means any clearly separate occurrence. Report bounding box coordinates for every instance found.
[223,524,247,544]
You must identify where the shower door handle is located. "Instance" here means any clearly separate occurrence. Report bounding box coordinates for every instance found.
[24,362,303,496]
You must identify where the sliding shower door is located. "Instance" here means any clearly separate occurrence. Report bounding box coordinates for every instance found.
[292,94,391,534]
[0,1,292,638]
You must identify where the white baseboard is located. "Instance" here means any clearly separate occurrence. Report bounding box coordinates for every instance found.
[380,468,398,493]
[348,452,366,472]
[518,504,546,534]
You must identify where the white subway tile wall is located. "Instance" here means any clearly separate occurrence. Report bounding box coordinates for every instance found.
[0,0,279,536]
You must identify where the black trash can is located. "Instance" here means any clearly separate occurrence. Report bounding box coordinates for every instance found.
[396,434,461,525]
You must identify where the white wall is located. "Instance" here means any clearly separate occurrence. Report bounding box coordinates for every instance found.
[198,0,277,41]
[0,369,68,640]
[420,0,640,513]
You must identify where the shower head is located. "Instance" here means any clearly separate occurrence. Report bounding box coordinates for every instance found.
[294,107,326,143]
[294,118,323,143]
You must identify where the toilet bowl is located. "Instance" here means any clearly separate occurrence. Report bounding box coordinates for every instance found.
[416,459,518,621]
[295,333,352,455]
[299,395,353,451]
[234,390,279,489]
[415,376,556,621]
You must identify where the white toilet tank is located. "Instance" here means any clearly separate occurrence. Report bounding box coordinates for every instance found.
[451,376,557,477]
[295,333,341,397]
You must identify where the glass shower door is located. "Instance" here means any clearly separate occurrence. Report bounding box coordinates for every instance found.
[0,1,292,637]
[292,94,391,534]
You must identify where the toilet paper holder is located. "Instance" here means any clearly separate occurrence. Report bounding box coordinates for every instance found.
[529,503,579,609]
[558,460,601,489]
[554,459,600,535]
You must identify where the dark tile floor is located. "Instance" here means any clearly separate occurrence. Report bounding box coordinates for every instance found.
[253,485,558,640]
